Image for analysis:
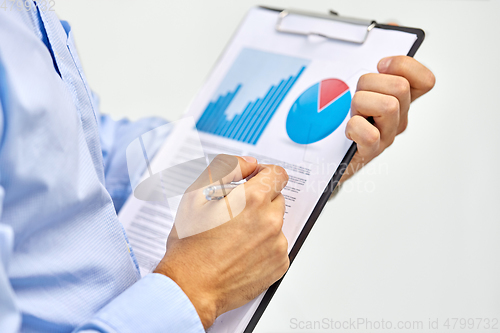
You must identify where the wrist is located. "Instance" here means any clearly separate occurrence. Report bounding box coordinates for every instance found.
[154,262,217,329]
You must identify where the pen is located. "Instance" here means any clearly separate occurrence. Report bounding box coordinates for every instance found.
[203,167,259,201]
[203,180,246,201]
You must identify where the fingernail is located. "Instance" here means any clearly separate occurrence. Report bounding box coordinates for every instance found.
[242,156,257,163]
[378,57,393,73]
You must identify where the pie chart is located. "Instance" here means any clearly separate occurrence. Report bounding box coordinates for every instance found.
[286,79,351,144]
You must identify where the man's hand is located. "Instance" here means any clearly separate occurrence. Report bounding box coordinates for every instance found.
[341,56,435,182]
[154,155,289,329]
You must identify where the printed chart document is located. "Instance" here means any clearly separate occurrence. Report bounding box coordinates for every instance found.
[119,7,422,332]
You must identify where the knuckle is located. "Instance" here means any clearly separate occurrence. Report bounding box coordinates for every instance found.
[386,135,396,147]
[272,164,285,175]
[394,77,411,96]
[272,236,290,278]
[275,165,289,184]
[272,267,286,283]
[268,212,284,234]
[279,195,286,211]
[278,235,289,255]
[345,122,355,141]
[394,56,410,72]
[383,96,400,115]
[398,119,409,133]
[279,257,290,276]
[351,92,362,110]
[259,164,274,177]
[267,165,288,188]
[345,118,354,132]
[425,71,436,91]
[248,189,266,204]
[351,114,365,125]
[365,127,380,146]
[284,256,290,270]
[356,74,371,90]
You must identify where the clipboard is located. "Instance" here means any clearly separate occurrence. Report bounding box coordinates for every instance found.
[118,5,426,333]
[237,6,426,333]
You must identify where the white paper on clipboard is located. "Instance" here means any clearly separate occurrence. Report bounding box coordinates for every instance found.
[118,6,420,333]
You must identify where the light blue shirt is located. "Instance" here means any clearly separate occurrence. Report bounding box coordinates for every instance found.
[0,5,204,333]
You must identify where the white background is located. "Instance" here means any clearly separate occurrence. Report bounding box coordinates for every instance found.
[56,1,500,332]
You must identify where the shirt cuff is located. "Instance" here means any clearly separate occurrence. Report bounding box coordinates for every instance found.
[77,273,205,333]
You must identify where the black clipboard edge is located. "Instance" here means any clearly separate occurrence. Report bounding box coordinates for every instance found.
[375,23,425,58]
[243,6,426,333]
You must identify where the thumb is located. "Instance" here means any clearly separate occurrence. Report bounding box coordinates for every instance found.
[187,154,258,192]
[210,155,258,184]
[233,155,258,180]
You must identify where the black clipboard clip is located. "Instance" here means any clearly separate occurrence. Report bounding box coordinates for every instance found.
[275,8,377,44]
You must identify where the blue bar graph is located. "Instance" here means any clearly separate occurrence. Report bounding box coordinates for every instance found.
[196,65,307,145]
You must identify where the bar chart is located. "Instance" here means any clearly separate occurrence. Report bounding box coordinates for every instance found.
[195,48,309,145]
